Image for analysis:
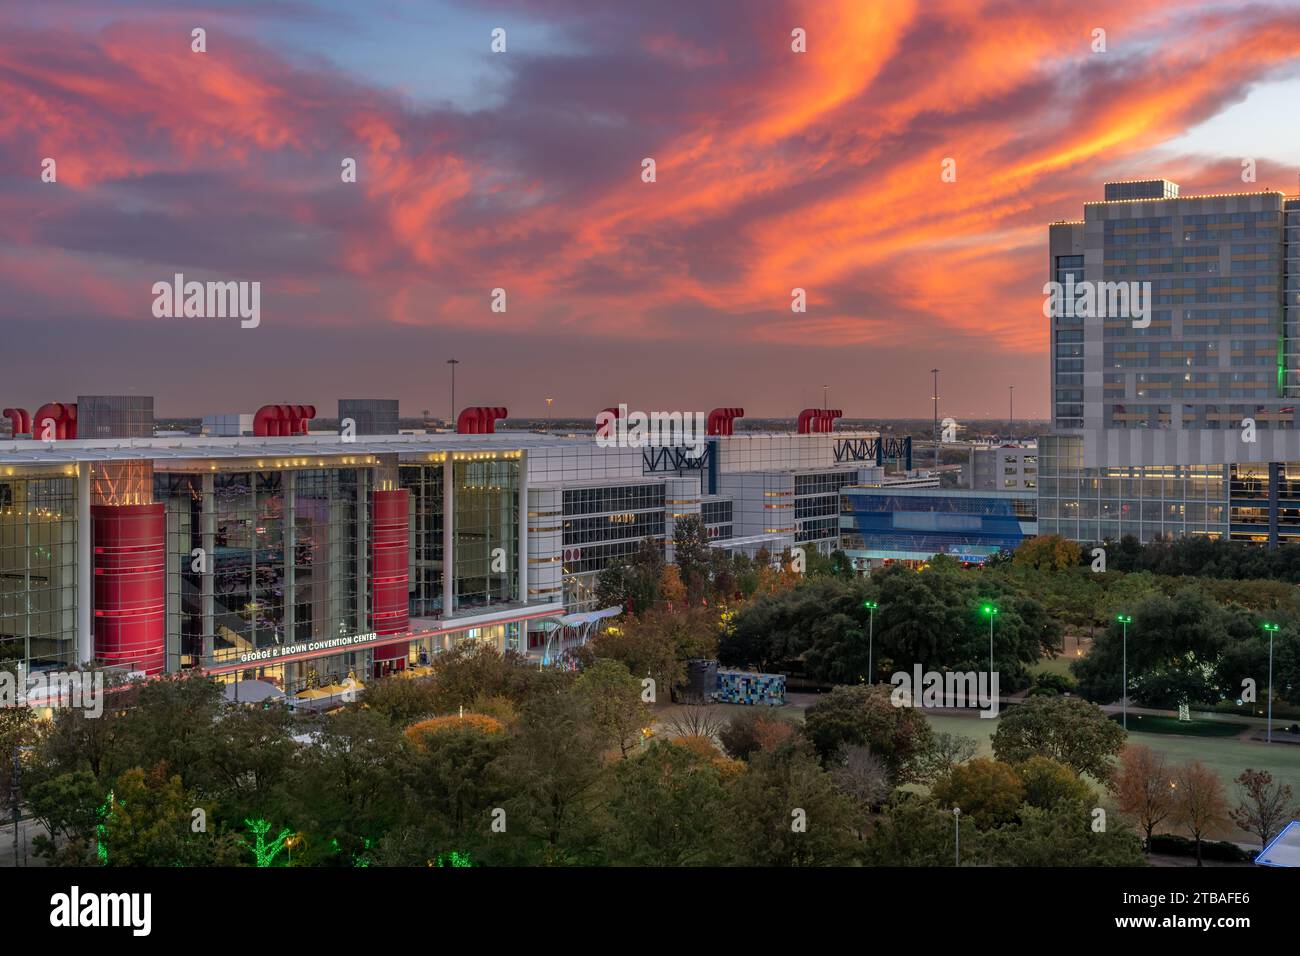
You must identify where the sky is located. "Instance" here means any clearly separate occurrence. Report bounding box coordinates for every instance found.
[2,0,1299,421]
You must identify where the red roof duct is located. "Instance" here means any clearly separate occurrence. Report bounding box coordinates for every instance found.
[706,407,745,436]
[253,404,315,437]
[456,406,508,434]
[3,407,31,435]
[796,408,843,434]
[26,402,77,439]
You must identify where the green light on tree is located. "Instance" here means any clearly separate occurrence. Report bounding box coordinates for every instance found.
[95,792,114,865]
[244,818,293,867]
[432,850,474,867]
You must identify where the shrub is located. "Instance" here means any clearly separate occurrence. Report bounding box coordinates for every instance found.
[405,713,504,748]
[1147,833,1252,862]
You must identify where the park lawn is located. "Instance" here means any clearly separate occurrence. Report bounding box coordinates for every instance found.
[1028,656,1077,680]
[921,711,1300,845]
[1113,714,1242,737]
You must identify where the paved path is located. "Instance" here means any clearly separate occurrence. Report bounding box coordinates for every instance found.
[0,816,47,867]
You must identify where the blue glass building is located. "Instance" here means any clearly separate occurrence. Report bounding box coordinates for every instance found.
[840,487,1037,568]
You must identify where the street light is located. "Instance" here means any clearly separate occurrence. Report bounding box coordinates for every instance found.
[931,368,940,469]
[953,807,962,867]
[446,358,460,425]
[863,600,879,683]
[1263,622,1280,743]
[1117,614,1133,731]
[981,603,998,677]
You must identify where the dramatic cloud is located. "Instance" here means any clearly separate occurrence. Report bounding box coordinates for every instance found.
[1,0,1298,416]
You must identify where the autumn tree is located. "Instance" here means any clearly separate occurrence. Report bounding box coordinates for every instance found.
[1113,745,1175,851]
[1230,769,1298,851]
[1012,534,1081,572]
[1171,760,1232,866]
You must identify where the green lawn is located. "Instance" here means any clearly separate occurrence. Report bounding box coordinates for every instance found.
[1028,656,1077,680]
[1114,714,1244,737]
[921,711,1300,845]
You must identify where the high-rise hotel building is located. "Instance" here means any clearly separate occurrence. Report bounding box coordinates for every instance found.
[1039,180,1300,546]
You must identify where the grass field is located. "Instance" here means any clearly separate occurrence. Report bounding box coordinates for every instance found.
[1028,656,1078,680]
[922,711,1300,845]
[1113,714,1244,737]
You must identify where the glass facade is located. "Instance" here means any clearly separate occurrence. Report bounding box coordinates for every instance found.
[840,488,1036,564]
[0,469,78,670]
[1035,435,1227,543]
[453,457,519,611]
[401,463,445,617]
[154,467,363,686]
[562,482,665,612]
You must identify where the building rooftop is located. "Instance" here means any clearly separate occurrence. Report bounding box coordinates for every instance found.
[0,427,880,466]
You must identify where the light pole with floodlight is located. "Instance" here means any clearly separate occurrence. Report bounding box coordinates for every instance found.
[864,600,878,683]
[981,603,998,677]
[1264,622,1280,742]
[1117,614,1132,730]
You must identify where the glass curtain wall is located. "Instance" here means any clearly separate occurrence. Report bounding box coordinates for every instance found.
[0,470,78,671]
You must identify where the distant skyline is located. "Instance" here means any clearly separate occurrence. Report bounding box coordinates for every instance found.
[2,0,1299,418]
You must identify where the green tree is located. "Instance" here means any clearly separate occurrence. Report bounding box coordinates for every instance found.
[1015,756,1095,810]
[991,696,1126,782]
[392,719,509,865]
[931,757,1024,829]
[723,742,859,866]
[673,515,713,603]
[116,674,225,791]
[985,799,1146,866]
[601,740,729,865]
[286,708,407,866]
[101,764,241,866]
[202,703,300,824]
[863,793,978,866]
[493,685,607,864]
[28,770,106,865]
[802,684,934,782]
[575,658,650,758]
[362,675,441,725]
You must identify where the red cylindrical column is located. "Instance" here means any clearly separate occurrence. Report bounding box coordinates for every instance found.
[92,503,166,675]
[371,490,410,668]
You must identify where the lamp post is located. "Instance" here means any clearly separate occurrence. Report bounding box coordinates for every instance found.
[1117,614,1132,731]
[864,600,878,683]
[931,368,940,469]
[446,358,460,425]
[1263,622,1280,743]
[981,603,998,677]
[953,807,961,867]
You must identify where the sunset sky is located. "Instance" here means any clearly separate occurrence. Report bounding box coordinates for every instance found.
[2,0,1299,420]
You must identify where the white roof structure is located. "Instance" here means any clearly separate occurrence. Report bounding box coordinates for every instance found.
[1257,820,1300,867]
